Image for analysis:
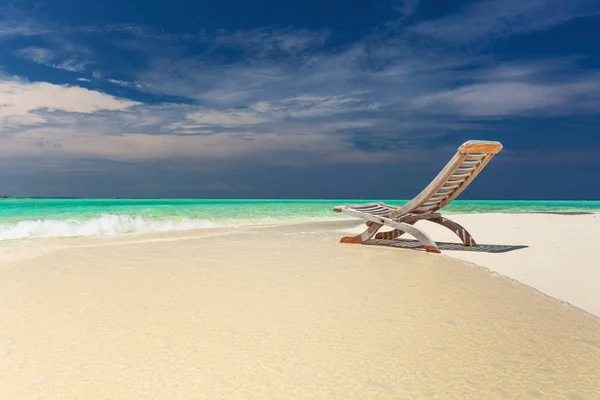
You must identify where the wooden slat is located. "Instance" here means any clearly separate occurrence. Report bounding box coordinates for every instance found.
[465,154,486,161]
[439,184,459,190]
[415,205,437,212]
[450,172,470,179]
[446,178,466,184]
[369,210,395,216]
[353,204,382,209]
[347,202,383,209]
[439,185,459,191]
[458,140,503,154]
[359,204,396,211]
[397,213,441,223]
[426,196,447,203]
[352,208,376,213]
[461,159,481,166]
[335,204,395,213]
[349,204,397,216]
[427,193,448,201]
[353,206,385,212]
[428,199,447,205]
[429,194,448,200]
[356,211,390,217]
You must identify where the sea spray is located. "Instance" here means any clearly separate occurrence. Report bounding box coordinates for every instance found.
[0,214,217,240]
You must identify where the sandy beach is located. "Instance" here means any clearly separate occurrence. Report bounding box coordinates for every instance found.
[1,214,599,399]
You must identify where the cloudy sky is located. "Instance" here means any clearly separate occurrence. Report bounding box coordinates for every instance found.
[0,0,598,199]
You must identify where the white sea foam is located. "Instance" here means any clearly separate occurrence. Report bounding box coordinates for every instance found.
[0,214,220,241]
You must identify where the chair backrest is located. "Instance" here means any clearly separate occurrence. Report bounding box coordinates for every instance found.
[391,140,503,216]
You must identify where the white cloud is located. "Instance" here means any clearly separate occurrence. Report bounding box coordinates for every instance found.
[107,78,143,89]
[54,60,88,73]
[15,46,89,72]
[410,0,600,43]
[250,94,383,118]
[321,121,376,131]
[15,47,54,64]
[0,78,139,127]
[0,125,397,166]
[0,19,48,39]
[413,82,561,115]
[185,109,269,127]
[412,76,600,116]
[162,94,383,134]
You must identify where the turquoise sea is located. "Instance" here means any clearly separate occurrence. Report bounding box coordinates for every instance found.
[1,199,599,241]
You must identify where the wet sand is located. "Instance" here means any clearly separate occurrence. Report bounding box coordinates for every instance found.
[1,222,599,399]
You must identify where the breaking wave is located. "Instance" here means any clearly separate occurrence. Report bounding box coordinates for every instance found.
[0,214,222,241]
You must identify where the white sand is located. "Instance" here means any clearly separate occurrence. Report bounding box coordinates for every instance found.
[1,219,600,399]
[343,213,600,317]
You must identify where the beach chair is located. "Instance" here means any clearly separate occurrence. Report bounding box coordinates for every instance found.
[333,140,503,253]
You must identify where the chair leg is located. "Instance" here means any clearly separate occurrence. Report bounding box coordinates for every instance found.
[374,222,415,240]
[340,222,383,244]
[388,221,440,253]
[340,221,441,253]
[428,217,476,247]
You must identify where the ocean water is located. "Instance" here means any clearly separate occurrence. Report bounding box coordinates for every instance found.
[1,198,599,241]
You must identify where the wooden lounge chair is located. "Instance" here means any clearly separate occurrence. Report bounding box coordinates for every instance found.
[333,140,503,253]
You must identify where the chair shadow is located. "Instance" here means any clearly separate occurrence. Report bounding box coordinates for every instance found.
[364,239,528,253]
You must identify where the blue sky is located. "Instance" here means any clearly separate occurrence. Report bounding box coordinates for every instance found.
[0,0,599,198]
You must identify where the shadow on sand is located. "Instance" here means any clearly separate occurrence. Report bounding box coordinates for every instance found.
[364,239,528,253]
